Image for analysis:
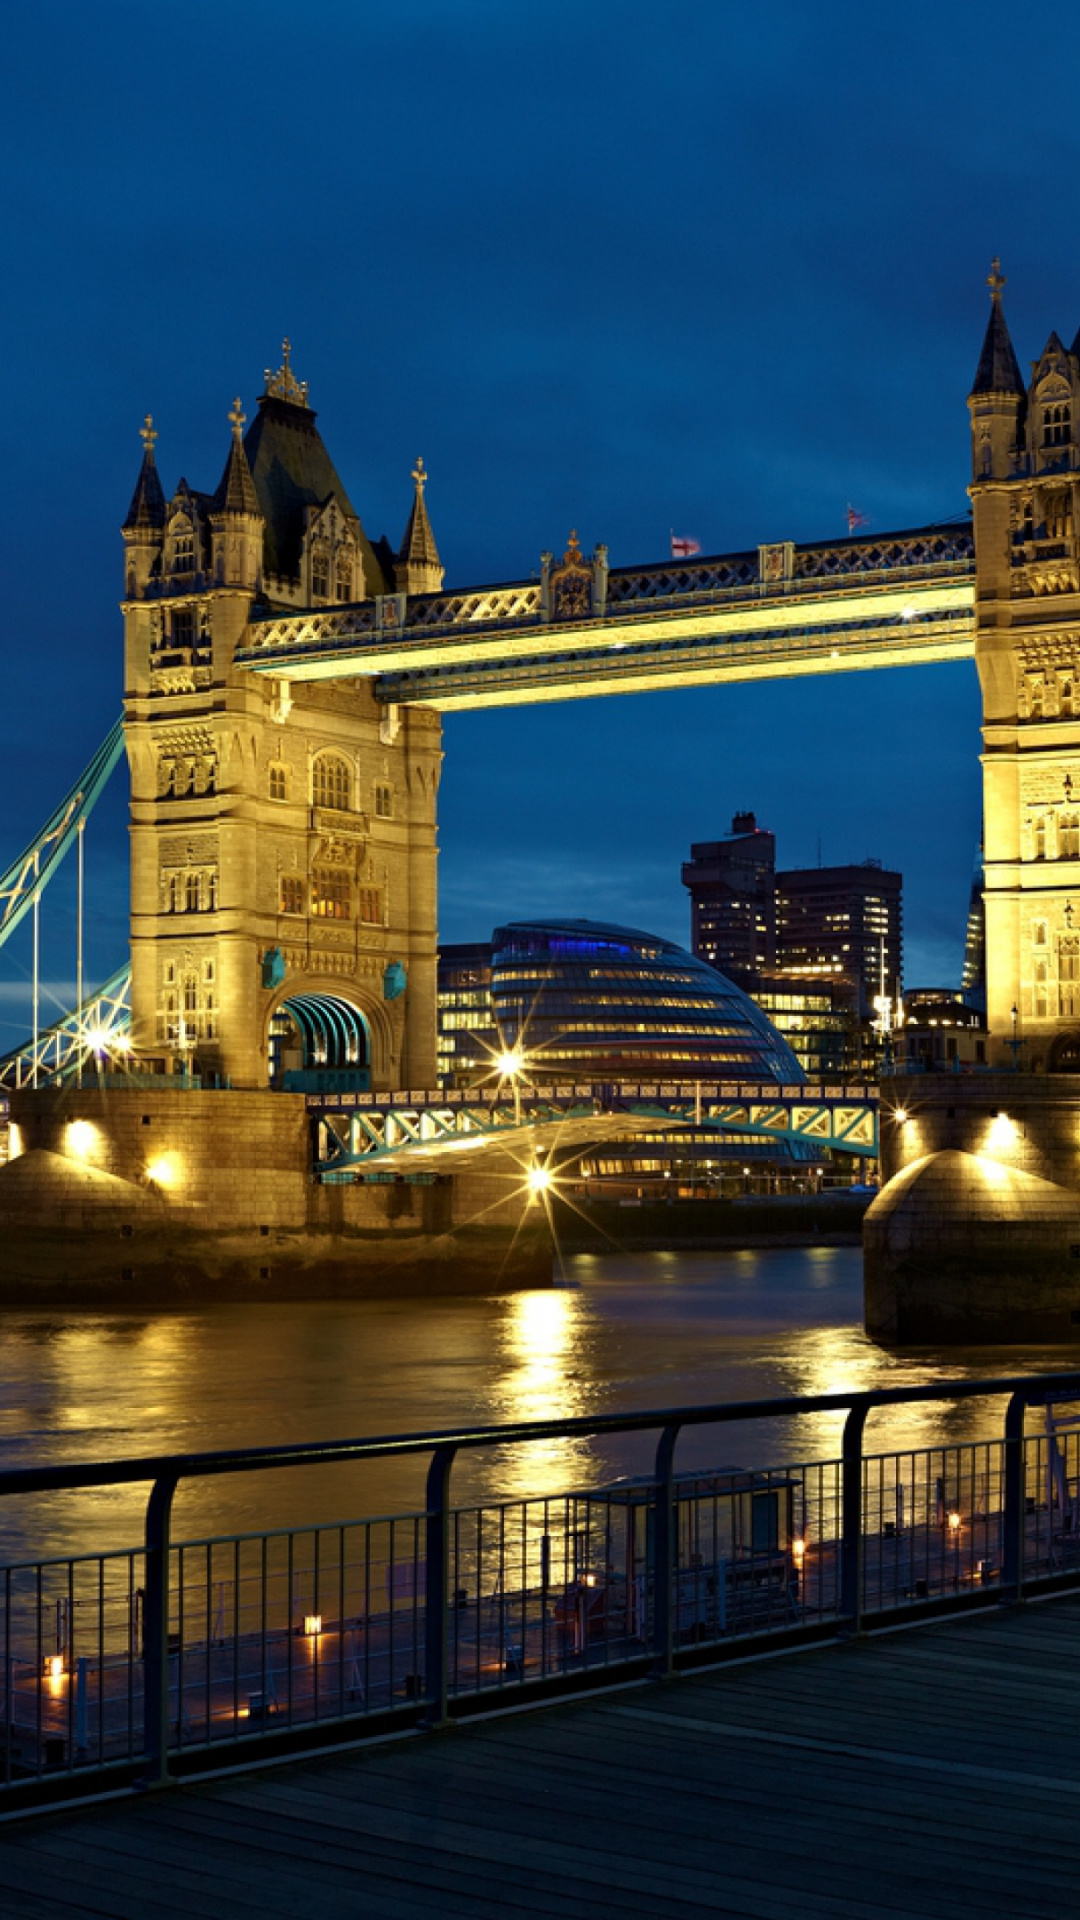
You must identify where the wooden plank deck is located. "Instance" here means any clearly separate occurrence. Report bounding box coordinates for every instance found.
[2,1595,1079,1918]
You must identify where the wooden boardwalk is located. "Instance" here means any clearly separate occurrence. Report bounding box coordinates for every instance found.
[2,1595,1079,1918]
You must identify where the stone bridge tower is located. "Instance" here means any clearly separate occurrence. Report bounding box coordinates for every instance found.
[121,346,443,1091]
[969,264,1080,1068]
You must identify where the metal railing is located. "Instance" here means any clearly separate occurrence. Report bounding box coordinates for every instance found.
[3,1371,1080,1811]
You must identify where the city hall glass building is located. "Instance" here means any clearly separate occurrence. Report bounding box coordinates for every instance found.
[438,920,815,1188]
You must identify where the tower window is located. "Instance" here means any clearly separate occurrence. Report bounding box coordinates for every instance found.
[311,545,330,598]
[336,555,353,601]
[269,763,289,801]
[312,752,352,812]
[374,784,393,818]
[359,886,381,923]
[280,876,304,915]
[171,609,195,649]
[185,873,200,913]
[172,530,195,572]
[1043,403,1071,448]
[311,866,351,920]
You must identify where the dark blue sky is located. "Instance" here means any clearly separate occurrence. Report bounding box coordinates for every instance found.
[3,0,1079,1040]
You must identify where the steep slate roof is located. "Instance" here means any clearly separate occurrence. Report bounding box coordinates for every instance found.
[243,392,388,590]
[971,291,1025,397]
[399,458,441,572]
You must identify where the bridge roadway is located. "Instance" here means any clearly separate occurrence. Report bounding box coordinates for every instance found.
[236,522,975,707]
[2,1595,1074,1917]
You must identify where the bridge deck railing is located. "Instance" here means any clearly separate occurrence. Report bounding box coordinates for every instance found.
[1,1369,1077,1813]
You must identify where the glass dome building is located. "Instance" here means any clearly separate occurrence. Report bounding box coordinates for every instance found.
[488,919,804,1084]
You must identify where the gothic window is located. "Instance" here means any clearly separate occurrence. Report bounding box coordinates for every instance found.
[183,975,198,1015]
[1045,493,1073,540]
[1061,676,1076,717]
[207,871,218,910]
[336,553,353,601]
[1030,677,1045,718]
[359,886,381,923]
[172,529,195,572]
[1035,955,1049,1018]
[203,959,215,983]
[311,544,330,598]
[1061,938,1080,1016]
[1043,403,1072,448]
[185,873,200,913]
[268,762,289,801]
[374,784,393,818]
[311,866,351,920]
[1022,498,1035,539]
[280,876,305,915]
[312,752,351,811]
[1061,813,1080,859]
[1032,919,1048,947]
[172,609,195,649]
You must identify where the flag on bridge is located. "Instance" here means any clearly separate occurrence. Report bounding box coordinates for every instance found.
[670,532,702,558]
[846,505,869,534]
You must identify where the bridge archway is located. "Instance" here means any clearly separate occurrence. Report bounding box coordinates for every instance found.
[1046,1031,1080,1072]
[268,992,372,1090]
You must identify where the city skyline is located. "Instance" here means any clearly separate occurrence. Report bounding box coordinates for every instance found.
[3,1,1079,1038]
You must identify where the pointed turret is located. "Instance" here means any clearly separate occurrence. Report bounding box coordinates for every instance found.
[210,399,264,591]
[121,415,166,597]
[212,398,260,516]
[395,457,444,594]
[971,262,1024,398]
[968,259,1025,483]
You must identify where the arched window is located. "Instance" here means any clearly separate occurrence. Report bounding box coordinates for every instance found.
[311,544,330,598]
[336,553,353,601]
[269,762,289,801]
[1034,816,1047,860]
[185,873,200,913]
[312,752,352,812]
[172,527,196,572]
[1043,403,1072,448]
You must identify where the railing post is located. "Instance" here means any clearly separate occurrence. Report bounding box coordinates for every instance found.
[840,1402,868,1635]
[1002,1389,1027,1604]
[422,1443,457,1729]
[141,1472,178,1788]
[652,1423,681,1676]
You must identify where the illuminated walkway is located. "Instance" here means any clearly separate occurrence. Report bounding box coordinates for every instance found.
[2,1593,1075,1917]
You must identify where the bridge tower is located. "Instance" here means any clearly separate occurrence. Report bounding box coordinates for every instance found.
[969,263,1080,1067]
[121,347,443,1091]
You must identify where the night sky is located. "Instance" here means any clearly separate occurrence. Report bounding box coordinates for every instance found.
[3,0,1079,1044]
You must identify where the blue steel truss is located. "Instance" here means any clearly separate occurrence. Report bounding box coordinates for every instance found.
[308,1082,879,1174]
[0,720,125,951]
[0,963,131,1090]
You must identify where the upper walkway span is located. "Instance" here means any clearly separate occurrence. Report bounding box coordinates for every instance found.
[236,520,975,707]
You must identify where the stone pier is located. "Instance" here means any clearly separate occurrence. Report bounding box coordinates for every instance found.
[0,1086,552,1306]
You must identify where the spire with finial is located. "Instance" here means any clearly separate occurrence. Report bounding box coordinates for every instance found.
[971,256,1024,397]
[123,412,166,530]
[396,455,443,591]
[262,337,311,408]
[212,395,260,518]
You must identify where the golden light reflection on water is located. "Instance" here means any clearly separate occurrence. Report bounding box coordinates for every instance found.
[486,1287,600,1502]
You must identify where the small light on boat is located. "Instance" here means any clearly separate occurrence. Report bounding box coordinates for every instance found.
[947,1510,961,1535]
[44,1654,65,1681]
[304,1615,323,1637]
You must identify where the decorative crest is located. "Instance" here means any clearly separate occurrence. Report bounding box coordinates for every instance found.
[412,456,428,492]
[987,257,1006,302]
[263,338,310,407]
[228,396,246,437]
[140,413,158,453]
[549,529,593,620]
[562,529,583,566]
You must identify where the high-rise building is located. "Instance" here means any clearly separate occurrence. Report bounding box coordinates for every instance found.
[774,861,902,1017]
[680,813,776,980]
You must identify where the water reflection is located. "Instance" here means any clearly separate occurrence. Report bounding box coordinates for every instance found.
[1,1246,1078,1568]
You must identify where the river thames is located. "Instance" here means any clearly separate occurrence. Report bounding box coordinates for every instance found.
[2,1246,1077,1566]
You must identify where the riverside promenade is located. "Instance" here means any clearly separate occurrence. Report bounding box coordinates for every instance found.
[1,1594,1075,1919]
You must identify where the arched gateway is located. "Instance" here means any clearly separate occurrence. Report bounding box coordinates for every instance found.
[269,993,371,1089]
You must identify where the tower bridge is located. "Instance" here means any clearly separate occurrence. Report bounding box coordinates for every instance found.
[4,272,1080,1328]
